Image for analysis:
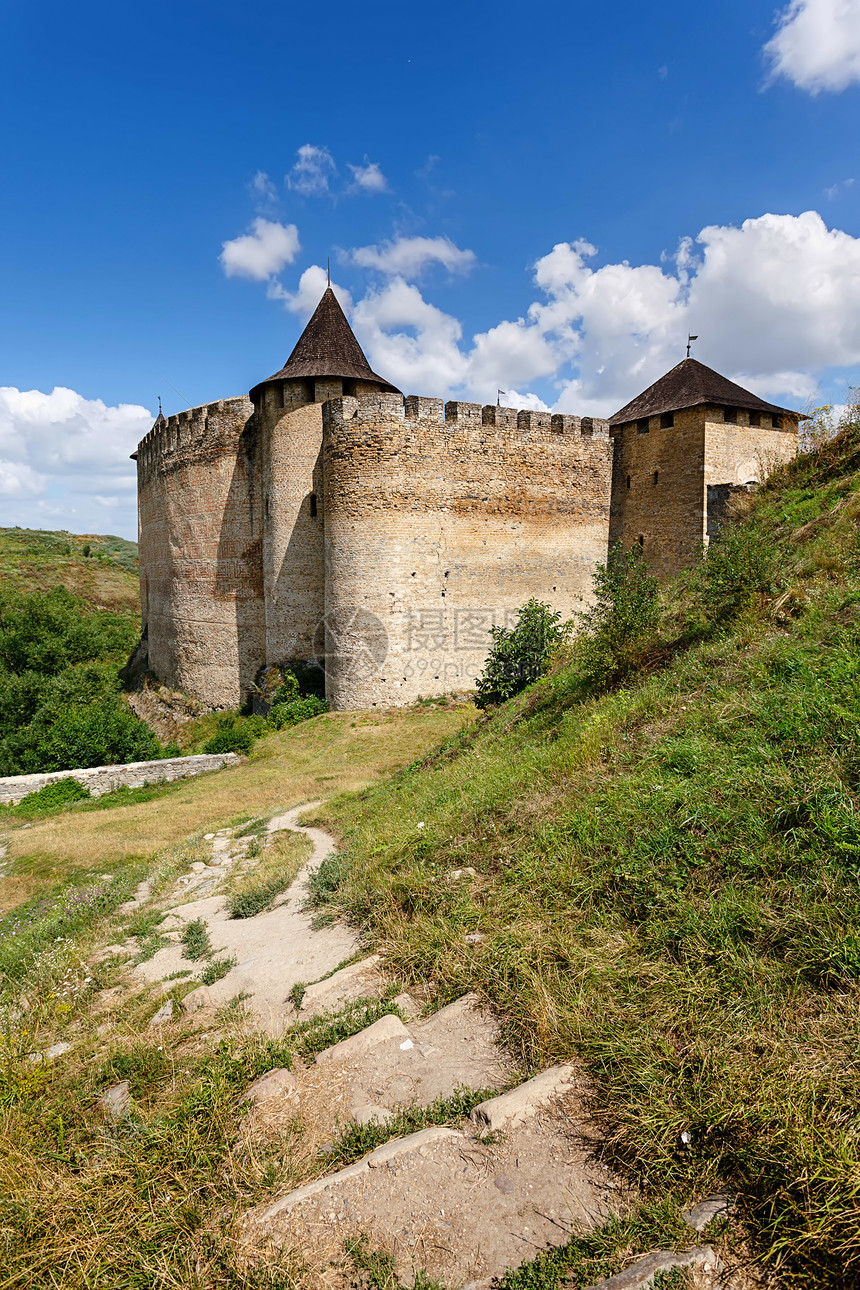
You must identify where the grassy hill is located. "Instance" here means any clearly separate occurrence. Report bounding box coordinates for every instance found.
[314,417,860,1286]
[0,425,859,1285]
[0,527,139,617]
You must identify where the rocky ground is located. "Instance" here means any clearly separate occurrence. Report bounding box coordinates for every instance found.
[90,803,737,1290]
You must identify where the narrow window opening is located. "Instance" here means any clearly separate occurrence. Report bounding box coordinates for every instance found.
[724,406,737,423]
[749,411,761,427]
[637,417,650,434]
[637,534,645,549]
[309,492,318,518]
[660,411,674,428]
[652,470,659,486]
[626,474,631,490]
[265,495,270,521]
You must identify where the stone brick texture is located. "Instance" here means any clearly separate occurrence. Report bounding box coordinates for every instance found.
[0,753,239,806]
[609,405,798,579]
[137,389,797,711]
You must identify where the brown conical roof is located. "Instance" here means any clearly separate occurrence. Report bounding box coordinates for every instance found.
[251,287,400,395]
[609,357,805,426]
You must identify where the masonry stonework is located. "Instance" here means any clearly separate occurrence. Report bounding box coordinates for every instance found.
[321,395,612,707]
[135,292,801,711]
[136,396,264,707]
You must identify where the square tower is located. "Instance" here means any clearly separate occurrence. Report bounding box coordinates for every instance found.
[608,358,803,577]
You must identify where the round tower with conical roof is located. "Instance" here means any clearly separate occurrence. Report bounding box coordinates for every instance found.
[249,287,400,668]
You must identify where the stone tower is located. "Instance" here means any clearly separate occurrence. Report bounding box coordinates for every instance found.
[608,358,801,577]
[249,287,400,668]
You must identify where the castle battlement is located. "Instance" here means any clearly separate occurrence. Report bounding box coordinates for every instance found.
[134,396,254,484]
[323,393,609,445]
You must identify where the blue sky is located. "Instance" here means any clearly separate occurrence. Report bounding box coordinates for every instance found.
[1,0,859,538]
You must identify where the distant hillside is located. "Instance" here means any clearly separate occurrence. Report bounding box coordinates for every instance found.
[0,528,139,617]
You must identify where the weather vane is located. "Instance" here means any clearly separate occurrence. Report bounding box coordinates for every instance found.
[686,334,698,358]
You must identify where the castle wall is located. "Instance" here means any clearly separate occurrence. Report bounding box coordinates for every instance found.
[257,379,326,668]
[136,396,265,707]
[609,405,707,577]
[704,410,797,488]
[321,394,612,709]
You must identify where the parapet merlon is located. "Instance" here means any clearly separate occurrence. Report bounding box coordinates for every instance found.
[326,392,610,439]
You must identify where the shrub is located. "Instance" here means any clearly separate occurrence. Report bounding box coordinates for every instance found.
[200,955,237,985]
[475,599,566,709]
[13,777,90,815]
[202,714,256,756]
[0,586,166,775]
[180,918,211,961]
[269,696,329,728]
[691,518,780,623]
[576,542,660,688]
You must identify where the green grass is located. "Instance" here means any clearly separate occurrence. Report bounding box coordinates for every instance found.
[225,829,311,918]
[315,416,860,1288]
[0,526,139,613]
[181,917,212,961]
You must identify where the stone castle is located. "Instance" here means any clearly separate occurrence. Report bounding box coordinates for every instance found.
[134,288,801,710]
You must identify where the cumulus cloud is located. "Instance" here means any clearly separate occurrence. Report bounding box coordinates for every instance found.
[0,386,152,537]
[347,160,388,194]
[765,0,860,93]
[286,144,337,196]
[219,218,301,281]
[349,235,476,279]
[268,264,354,318]
[345,211,860,414]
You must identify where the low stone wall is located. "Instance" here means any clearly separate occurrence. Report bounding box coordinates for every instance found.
[0,753,240,806]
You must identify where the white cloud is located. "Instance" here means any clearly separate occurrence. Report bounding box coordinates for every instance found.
[765,0,860,93]
[219,218,300,281]
[349,236,476,279]
[347,160,388,194]
[249,170,278,206]
[268,264,353,318]
[0,386,153,537]
[286,144,337,196]
[344,211,860,414]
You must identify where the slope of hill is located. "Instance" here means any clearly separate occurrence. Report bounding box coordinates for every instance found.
[0,528,139,616]
[317,417,860,1286]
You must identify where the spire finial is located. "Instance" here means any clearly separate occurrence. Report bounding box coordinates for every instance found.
[158,395,162,415]
[327,257,331,287]
[686,334,698,359]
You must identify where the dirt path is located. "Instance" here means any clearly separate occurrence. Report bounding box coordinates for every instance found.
[110,803,724,1290]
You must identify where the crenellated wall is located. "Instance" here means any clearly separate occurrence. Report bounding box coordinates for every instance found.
[321,393,613,708]
[136,396,265,707]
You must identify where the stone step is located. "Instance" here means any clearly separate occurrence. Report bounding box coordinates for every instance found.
[296,955,384,1018]
[248,1064,608,1288]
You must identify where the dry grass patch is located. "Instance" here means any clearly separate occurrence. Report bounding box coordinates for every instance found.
[0,705,472,905]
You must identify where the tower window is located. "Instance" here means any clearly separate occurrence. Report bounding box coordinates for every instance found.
[660,411,674,428]
[626,475,631,490]
[265,495,270,521]
[749,411,761,427]
[724,407,737,423]
[637,417,650,434]
[309,492,318,518]
[653,470,659,485]
[637,535,645,548]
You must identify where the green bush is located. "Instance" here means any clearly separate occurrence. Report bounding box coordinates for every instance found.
[576,542,661,688]
[269,696,329,728]
[12,777,90,815]
[202,714,256,756]
[0,587,164,776]
[691,516,780,623]
[475,598,566,709]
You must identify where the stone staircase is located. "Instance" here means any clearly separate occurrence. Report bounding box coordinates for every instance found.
[120,803,727,1290]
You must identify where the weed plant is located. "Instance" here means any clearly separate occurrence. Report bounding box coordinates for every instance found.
[225,830,310,919]
[180,917,211,961]
[321,414,860,1286]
